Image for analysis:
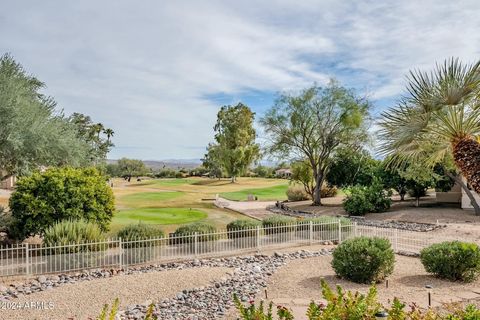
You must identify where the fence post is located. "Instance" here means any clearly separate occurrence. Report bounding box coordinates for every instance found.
[394,228,399,252]
[194,232,198,257]
[354,222,358,238]
[25,243,30,276]
[118,238,123,269]
[256,226,261,249]
[338,220,342,243]
[309,221,313,245]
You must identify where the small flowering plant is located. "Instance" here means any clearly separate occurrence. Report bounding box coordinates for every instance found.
[233,294,273,320]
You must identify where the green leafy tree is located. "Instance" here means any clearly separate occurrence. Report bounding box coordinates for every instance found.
[326,147,380,187]
[261,81,370,205]
[116,158,148,182]
[290,160,315,198]
[9,167,115,240]
[209,103,260,182]
[378,166,408,201]
[68,113,114,164]
[202,143,224,179]
[399,163,437,207]
[0,54,91,179]
[378,58,480,197]
[252,165,274,178]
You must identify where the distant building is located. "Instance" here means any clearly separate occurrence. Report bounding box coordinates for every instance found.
[0,171,16,189]
[275,168,292,179]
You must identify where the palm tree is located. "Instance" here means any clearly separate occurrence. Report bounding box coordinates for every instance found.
[93,123,104,140]
[103,128,114,143]
[378,58,480,195]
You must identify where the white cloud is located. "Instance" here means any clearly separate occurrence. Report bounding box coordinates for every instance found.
[1,0,479,159]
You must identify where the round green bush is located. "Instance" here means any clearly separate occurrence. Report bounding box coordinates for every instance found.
[226,220,260,239]
[172,222,217,243]
[43,219,105,252]
[343,182,392,216]
[332,236,395,283]
[262,215,297,235]
[9,167,115,240]
[117,223,165,247]
[420,241,480,282]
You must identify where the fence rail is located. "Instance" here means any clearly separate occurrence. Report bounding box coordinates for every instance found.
[0,220,459,278]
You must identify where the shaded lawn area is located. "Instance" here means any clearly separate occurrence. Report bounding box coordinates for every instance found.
[220,184,288,201]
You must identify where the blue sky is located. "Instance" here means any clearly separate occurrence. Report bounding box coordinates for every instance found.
[1,0,480,160]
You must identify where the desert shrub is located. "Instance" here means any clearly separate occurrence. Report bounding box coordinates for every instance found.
[262,215,297,235]
[286,185,310,201]
[172,222,217,243]
[308,216,351,231]
[43,219,105,252]
[343,180,392,216]
[332,236,395,283]
[117,223,165,247]
[175,172,184,178]
[320,185,338,198]
[342,187,372,215]
[9,167,115,240]
[296,216,351,233]
[420,241,480,282]
[233,294,275,320]
[226,220,260,239]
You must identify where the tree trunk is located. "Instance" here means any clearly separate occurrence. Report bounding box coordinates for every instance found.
[313,172,323,206]
[453,138,480,194]
[231,176,236,183]
[415,197,420,207]
[445,171,480,215]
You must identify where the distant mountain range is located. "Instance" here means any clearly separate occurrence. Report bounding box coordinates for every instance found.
[107,159,202,169]
[107,158,280,170]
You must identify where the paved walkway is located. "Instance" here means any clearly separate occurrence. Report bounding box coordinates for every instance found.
[215,197,276,220]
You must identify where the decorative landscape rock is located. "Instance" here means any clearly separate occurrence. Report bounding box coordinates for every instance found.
[268,203,446,232]
[120,249,332,320]
[0,249,332,319]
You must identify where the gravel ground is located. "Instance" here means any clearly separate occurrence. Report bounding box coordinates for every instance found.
[0,266,230,320]
[262,254,480,315]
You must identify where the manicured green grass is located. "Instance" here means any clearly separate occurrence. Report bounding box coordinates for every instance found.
[113,207,207,226]
[119,191,184,207]
[220,184,288,201]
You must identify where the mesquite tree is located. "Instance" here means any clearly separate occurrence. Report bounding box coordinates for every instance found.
[261,81,370,205]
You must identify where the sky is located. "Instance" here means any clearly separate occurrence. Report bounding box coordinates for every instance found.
[1,0,480,160]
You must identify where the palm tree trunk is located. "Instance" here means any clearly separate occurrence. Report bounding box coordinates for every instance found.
[445,171,480,215]
[453,138,480,195]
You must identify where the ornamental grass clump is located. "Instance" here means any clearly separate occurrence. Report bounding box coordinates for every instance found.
[43,219,106,253]
[226,220,261,239]
[332,236,395,283]
[171,222,217,243]
[262,216,297,235]
[117,223,165,248]
[420,241,480,282]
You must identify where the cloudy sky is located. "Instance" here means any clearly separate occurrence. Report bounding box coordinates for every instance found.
[2,1,480,160]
